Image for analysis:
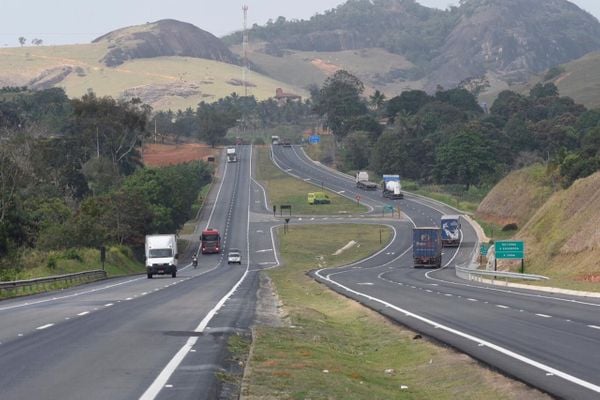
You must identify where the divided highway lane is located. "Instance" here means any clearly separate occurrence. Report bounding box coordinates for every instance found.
[0,146,260,400]
[273,145,600,399]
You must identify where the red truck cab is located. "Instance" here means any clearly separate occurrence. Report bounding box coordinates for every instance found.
[201,229,221,254]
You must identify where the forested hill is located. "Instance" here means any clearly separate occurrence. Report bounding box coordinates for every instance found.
[226,0,600,90]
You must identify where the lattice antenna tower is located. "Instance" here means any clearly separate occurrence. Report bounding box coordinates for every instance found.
[242,5,249,97]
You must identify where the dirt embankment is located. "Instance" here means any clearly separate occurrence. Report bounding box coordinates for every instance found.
[142,142,219,167]
[479,165,600,287]
[476,164,554,227]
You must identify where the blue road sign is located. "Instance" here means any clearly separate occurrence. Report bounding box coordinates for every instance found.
[309,135,321,144]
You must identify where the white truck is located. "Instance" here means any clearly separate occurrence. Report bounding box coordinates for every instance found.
[145,234,178,278]
[382,174,403,199]
[226,146,237,163]
[355,171,378,190]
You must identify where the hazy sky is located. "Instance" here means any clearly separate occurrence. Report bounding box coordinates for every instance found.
[1,0,599,46]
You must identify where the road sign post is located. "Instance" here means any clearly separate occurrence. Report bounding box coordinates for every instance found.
[495,241,524,259]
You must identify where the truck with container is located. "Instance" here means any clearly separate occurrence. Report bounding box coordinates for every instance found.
[441,215,461,247]
[226,146,237,163]
[355,171,378,190]
[201,228,221,254]
[145,234,178,278]
[412,227,442,268]
[382,174,403,199]
[271,135,280,145]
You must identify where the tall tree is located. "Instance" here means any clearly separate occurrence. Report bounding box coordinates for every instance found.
[314,70,368,141]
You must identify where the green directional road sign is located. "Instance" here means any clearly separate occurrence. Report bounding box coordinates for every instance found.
[495,240,524,259]
[480,244,490,256]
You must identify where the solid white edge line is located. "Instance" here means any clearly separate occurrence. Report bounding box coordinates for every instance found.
[314,268,600,394]
[139,145,254,400]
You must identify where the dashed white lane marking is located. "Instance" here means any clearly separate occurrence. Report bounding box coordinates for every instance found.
[104,303,114,307]
[125,297,133,301]
[141,292,148,296]
[588,325,600,330]
[256,249,273,253]
[468,298,478,302]
[444,294,453,297]
[536,313,552,318]
[256,230,264,233]
[77,311,90,316]
[496,305,509,309]
[165,384,173,388]
[18,333,23,336]
[425,289,433,293]
[36,324,54,330]
[356,282,374,286]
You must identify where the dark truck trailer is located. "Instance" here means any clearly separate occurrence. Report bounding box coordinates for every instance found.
[413,227,442,268]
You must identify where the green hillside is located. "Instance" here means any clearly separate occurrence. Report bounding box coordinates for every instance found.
[0,44,306,110]
[517,171,600,290]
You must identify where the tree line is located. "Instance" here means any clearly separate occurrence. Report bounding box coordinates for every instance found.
[153,93,314,145]
[0,88,211,276]
[313,70,600,190]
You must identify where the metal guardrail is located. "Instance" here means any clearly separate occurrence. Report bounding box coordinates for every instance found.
[455,265,549,281]
[0,270,107,295]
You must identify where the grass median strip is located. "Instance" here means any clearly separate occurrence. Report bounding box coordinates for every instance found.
[241,224,548,400]
[256,147,366,215]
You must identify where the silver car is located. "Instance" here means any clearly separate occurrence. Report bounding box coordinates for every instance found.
[227,249,242,264]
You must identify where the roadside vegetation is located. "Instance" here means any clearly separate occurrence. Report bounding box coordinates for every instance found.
[0,88,212,286]
[255,147,366,215]
[242,224,546,400]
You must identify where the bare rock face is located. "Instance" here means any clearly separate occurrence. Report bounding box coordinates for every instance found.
[93,19,239,67]
[426,0,600,90]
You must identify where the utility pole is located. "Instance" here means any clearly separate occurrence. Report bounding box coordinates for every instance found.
[242,5,249,98]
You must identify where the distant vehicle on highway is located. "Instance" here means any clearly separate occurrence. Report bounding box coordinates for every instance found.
[282,139,292,147]
[355,171,378,190]
[227,249,242,264]
[441,215,461,247]
[226,146,237,162]
[145,234,178,278]
[382,174,403,199]
[412,227,442,268]
[271,135,280,145]
[201,228,221,254]
[308,192,331,205]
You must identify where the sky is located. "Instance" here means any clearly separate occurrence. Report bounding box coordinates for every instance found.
[1,0,600,47]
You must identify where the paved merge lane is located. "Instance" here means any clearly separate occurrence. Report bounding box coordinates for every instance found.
[272,144,600,399]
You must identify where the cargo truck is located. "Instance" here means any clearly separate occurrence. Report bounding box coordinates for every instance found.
[226,146,237,162]
[355,171,378,190]
[412,227,442,268]
[382,174,403,199]
[271,135,280,145]
[201,228,221,254]
[441,215,461,247]
[145,234,178,278]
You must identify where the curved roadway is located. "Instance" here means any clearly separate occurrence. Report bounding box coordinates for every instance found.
[271,144,600,400]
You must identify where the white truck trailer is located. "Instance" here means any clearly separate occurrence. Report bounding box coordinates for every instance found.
[145,234,178,278]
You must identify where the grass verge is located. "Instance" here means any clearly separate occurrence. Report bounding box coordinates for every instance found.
[256,147,366,215]
[242,224,545,400]
[0,246,145,299]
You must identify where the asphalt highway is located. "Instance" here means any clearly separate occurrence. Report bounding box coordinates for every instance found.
[272,144,600,400]
[0,145,279,400]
